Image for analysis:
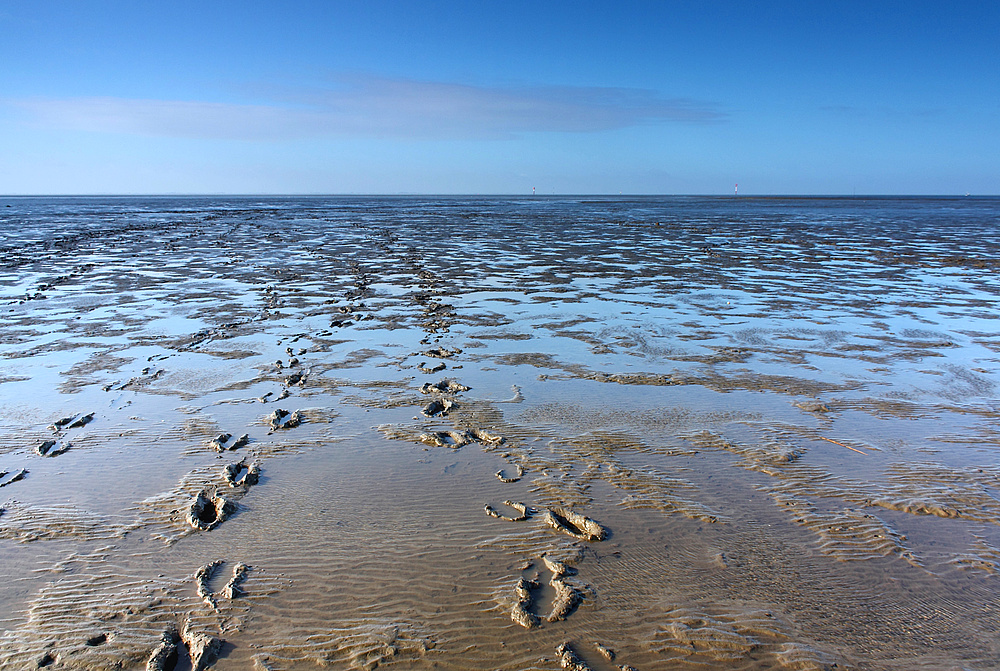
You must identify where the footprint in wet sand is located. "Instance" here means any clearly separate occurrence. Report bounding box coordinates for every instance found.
[419,379,470,394]
[496,465,524,483]
[284,370,307,387]
[484,500,530,522]
[511,577,540,629]
[85,633,108,647]
[422,346,461,359]
[267,408,302,432]
[329,316,354,328]
[37,439,71,457]
[146,629,181,671]
[542,556,584,623]
[209,432,250,452]
[0,468,28,488]
[418,430,473,448]
[468,428,504,447]
[543,508,608,542]
[222,562,250,599]
[223,459,260,488]
[182,620,223,671]
[593,642,615,662]
[555,641,636,670]
[510,556,585,628]
[421,398,456,417]
[186,491,235,531]
[416,427,504,449]
[48,412,94,432]
[195,560,225,608]
[556,642,592,671]
[195,560,250,609]
[418,361,446,374]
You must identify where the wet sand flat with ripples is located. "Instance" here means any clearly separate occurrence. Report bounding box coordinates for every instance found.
[1,196,999,670]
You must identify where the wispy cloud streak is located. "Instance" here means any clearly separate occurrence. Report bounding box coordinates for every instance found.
[8,76,725,140]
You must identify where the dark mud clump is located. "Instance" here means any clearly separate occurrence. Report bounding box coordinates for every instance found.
[505,556,587,629]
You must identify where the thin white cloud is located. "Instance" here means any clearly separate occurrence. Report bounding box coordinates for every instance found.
[10,97,305,140]
[7,76,725,141]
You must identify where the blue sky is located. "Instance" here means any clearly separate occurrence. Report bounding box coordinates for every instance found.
[1,1,997,194]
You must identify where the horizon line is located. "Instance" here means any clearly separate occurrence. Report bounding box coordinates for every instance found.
[1,193,995,199]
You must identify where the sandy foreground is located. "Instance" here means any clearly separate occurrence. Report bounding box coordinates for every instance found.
[1,196,998,670]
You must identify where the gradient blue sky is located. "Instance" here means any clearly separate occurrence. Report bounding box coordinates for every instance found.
[1,1,997,195]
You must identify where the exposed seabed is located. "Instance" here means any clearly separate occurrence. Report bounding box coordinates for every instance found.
[1,196,999,670]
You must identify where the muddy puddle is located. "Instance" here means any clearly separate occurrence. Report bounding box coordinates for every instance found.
[1,195,999,670]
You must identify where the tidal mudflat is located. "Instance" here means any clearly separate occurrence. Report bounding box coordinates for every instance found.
[1,195,998,670]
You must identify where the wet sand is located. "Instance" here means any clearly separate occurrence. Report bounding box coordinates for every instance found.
[1,195,999,670]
